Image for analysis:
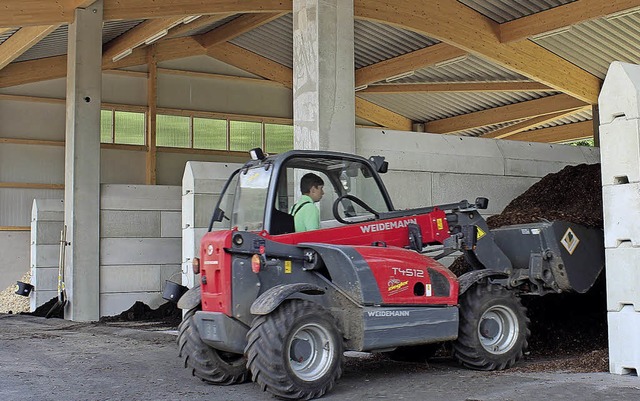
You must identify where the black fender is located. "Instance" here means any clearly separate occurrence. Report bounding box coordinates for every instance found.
[458,270,508,295]
[250,283,325,315]
[177,284,201,310]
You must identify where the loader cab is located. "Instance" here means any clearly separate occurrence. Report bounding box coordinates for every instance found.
[210,149,394,235]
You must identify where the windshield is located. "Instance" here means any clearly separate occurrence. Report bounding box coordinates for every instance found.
[212,165,273,231]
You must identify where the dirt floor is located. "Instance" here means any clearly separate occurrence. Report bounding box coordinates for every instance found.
[1,313,638,401]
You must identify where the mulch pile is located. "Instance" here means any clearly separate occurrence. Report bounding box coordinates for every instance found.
[450,163,609,372]
[98,301,182,326]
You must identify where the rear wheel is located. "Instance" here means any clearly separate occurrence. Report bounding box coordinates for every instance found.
[177,305,249,384]
[453,282,529,370]
[245,300,344,400]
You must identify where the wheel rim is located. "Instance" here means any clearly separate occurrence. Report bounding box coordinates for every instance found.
[477,305,519,354]
[287,322,335,381]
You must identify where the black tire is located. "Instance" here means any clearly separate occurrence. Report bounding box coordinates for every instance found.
[245,300,344,400]
[384,343,442,363]
[453,282,530,371]
[177,305,249,385]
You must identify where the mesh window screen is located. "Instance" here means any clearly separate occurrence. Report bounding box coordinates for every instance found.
[100,109,113,143]
[264,124,293,154]
[114,111,145,145]
[193,117,227,150]
[230,120,262,151]
[157,114,190,148]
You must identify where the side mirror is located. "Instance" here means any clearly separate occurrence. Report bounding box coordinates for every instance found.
[369,156,389,173]
[475,197,489,210]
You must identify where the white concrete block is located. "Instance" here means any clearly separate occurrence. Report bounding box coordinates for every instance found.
[100,184,181,211]
[356,129,505,176]
[431,173,539,215]
[580,146,601,165]
[31,221,64,245]
[31,290,58,312]
[100,238,181,265]
[31,244,59,268]
[608,305,640,375]
[161,211,181,238]
[31,199,64,222]
[100,265,163,293]
[499,139,588,162]
[160,264,182,285]
[381,170,433,209]
[182,193,220,229]
[31,266,58,292]
[599,61,640,125]
[600,118,640,185]
[99,292,165,317]
[182,161,241,194]
[605,243,640,312]
[602,183,640,247]
[100,210,161,238]
[182,227,208,262]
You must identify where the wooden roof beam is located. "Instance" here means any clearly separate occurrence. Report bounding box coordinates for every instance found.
[425,94,587,134]
[1,36,206,88]
[355,97,413,130]
[500,0,640,43]
[102,17,185,63]
[355,0,602,104]
[0,25,59,70]
[482,106,590,139]
[507,120,594,143]
[0,0,291,28]
[197,12,286,48]
[355,43,466,88]
[361,81,553,94]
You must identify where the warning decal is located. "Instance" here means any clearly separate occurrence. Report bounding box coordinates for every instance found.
[561,227,580,255]
[285,260,292,274]
[476,226,486,240]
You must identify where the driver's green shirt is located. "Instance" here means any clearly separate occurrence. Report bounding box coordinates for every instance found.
[291,195,320,232]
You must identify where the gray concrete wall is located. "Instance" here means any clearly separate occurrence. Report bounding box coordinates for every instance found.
[99,184,181,316]
[356,128,600,214]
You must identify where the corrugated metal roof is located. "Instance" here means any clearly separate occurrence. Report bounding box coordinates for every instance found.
[533,9,640,79]
[16,20,144,63]
[0,28,19,45]
[231,14,439,69]
[530,108,593,130]
[458,0,576,23]
[357,91,556,122]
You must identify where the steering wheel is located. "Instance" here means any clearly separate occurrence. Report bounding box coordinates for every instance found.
[332,194,379,224]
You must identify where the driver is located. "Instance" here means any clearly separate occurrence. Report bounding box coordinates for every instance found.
[291,173,324,232]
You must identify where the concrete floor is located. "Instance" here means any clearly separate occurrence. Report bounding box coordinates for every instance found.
[1,314,639,401]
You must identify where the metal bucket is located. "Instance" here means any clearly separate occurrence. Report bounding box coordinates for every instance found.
[15,281,34,296]
[162,280,188,303]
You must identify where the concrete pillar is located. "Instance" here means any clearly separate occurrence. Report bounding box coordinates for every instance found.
[598,61,640,376]
[64,1,103,321]
[292,0,355,152]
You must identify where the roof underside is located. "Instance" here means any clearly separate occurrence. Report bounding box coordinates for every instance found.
[1,0,638,142]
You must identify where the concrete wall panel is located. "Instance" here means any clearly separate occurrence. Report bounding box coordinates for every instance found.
[31,266,58,291]
[161,211,182,238]
[381,170,433,209]
[101,184,181,211]
[0,231,30,290]
[100,265,163,293]
[31,221,65,245]
[30,244,59,268]
[100,149,146,184]
[100,210,161,238]
[100,238,181,265]
[158,153,247,186]
[0,144,64,183]
[0,98,65,140]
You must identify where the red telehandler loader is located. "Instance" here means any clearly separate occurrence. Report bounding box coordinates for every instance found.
[177,148,604,400]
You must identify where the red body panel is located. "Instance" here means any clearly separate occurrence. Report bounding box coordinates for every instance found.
[351,246,458,306]
[271,209,450,247]
[199,210,454,313]
[199,230,234,315]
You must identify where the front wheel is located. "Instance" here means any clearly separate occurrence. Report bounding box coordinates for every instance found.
[177,306,249,384]
[452,282,530,370]
[245,300,344,400]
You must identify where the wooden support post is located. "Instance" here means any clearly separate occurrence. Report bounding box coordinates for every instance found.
[146,45,158,185]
